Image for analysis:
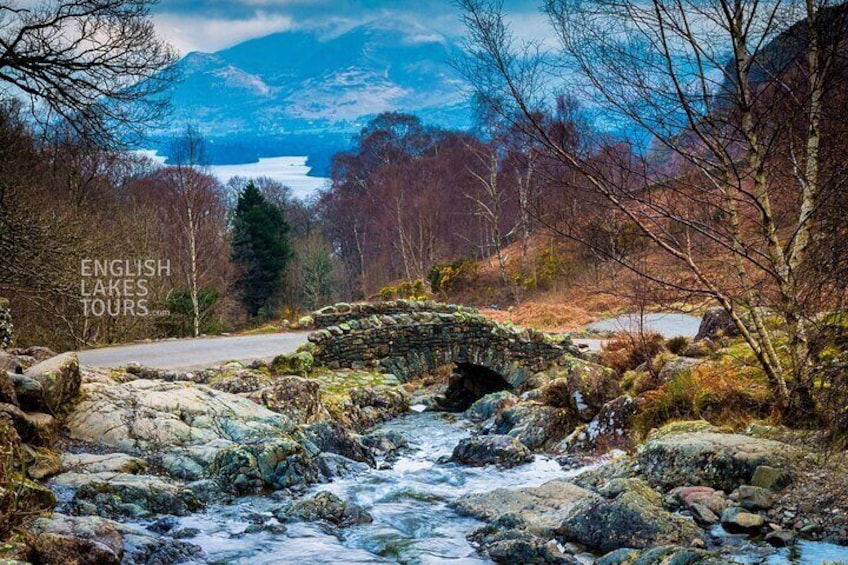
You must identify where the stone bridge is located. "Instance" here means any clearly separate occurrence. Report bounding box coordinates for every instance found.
[307,302,579,409]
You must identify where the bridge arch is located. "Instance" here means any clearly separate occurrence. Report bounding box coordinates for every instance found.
[307,303,579,393]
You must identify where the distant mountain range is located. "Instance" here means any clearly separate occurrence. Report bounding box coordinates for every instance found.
[149,19,472,174]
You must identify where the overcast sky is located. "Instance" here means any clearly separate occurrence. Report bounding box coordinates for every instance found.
[152,0,547,54]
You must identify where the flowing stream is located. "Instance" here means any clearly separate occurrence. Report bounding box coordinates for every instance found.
[143,410,848,565]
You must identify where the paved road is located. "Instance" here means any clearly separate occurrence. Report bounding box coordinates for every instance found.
[77,332,310,370]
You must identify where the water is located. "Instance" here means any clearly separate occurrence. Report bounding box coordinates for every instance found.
[170,412,578,564]
[140,411,848,564]
[133,150,329,200]
[587,312,702,337]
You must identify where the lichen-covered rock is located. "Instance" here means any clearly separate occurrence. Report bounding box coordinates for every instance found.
[750,465,793,491]
[275,491,372,527]
[23,352,81,413]
[530,359,619,422]
[657,356,700,383]
[599,545,736,565]
[557,478,702,552]
[30,513,124,565]
[449,435,533,468]
[301,420,374,465]
[454,480,592,538]
[51,471,201,518]
[493,403,572,450]
[637,432,802,492]
[209,437,318,495]
[466,390,519,423]
[65,375,315,491]
[60,453,147,475]
[116,521,205,565]
[247,376,326,424]
[558,396,637,454]
[271,351,314,377]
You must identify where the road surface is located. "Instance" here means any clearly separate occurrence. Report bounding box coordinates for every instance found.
[77,332,310,370]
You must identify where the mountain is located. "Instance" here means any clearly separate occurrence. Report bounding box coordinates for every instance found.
[150,19,472,170]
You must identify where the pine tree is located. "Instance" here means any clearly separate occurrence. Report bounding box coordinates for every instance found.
[231,182,292,317]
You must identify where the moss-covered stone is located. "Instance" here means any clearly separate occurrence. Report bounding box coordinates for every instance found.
[271,351,314,377]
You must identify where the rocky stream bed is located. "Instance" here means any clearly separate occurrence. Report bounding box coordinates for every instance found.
[1,333,847,564]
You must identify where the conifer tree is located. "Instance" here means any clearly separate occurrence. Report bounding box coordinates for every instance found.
[231,182,292,316]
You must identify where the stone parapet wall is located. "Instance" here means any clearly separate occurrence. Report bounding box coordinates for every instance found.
[308,307,578,386]
[310,300,478,329]
[0,297,12,349]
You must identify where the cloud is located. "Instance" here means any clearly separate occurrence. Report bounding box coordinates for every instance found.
[154,12,295,54]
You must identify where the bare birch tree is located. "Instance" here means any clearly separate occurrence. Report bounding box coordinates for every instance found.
[457,0,848,415]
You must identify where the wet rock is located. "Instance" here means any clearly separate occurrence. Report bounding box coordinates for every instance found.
[750,465,793,491]
[602,545,736,564]
[51,471,202,518]
[493,404,571,450]
[557,478,702,552]
[30,513,124,565]
[275,491,372,527]
[454,480,592,538]
[731,485,773,510]
[302,420,374,465]
[557,395,637,454]
[210,437,318,495]
[314,453,370,480]
[466,390,518,423]
[60,452,147,474]
[449,435,533,468]
[764,530,795,547]
[23,352,81,413]
[116,522,205,565]
[638,432,802,492]
[362,429,408,457]
[481,529,576,564]
[721,506,765,534]
[247,376,326,424]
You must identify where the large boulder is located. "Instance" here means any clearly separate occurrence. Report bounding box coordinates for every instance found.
[530,359,620,422]
[29,514,124,565]
[449,435,533,468]
[65,374,316,491]
[275,491,372,528]
[23,352,81,413]
[637,432,802,492]
[454,480,592,538]
[695,308,739,341]
[557,396,637,454]
[246,376,326,424]
[493,404,572,450]
[556,478,702,552]
[50,471,201,518]
[466,390,519,423]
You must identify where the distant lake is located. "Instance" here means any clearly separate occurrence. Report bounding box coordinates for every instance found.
[135,151,330,200]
